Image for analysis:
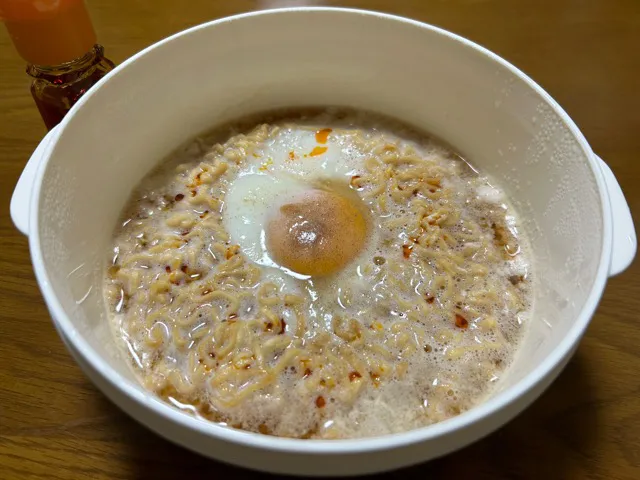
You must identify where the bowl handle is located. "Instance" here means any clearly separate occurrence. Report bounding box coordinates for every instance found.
[596,155,637,276]
[10,127,60,237]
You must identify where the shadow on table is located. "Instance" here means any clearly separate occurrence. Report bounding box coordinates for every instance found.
[109,349,598,480]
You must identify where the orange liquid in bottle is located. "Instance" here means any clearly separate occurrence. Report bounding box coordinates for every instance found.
[1,0,115,129]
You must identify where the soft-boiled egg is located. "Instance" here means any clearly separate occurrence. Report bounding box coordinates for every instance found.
[222,127,370,279]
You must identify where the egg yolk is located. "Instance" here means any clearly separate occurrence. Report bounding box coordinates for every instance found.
[266,186,368,276]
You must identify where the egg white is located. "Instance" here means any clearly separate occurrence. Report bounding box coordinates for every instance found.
[242,126,364,178]
[224,173,307,264]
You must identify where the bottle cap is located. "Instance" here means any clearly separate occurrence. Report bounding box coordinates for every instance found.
[0,0,96,65]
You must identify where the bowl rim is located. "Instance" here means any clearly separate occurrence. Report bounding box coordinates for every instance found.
[28,6,612,454]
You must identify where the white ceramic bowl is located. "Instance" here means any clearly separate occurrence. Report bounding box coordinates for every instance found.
[11,7,636,476]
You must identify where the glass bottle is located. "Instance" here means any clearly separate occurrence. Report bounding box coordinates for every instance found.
[26,45,114,129]
[1,0,115,129]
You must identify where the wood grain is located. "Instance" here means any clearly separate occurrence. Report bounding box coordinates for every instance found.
[1,1,639,479]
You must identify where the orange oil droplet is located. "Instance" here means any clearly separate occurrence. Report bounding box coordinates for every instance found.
[315,128,332,144]
[309,146,328,157]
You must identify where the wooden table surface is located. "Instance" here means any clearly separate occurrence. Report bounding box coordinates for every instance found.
[1,1,639,479]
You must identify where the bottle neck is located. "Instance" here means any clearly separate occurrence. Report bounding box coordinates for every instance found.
[26,44,105,83]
